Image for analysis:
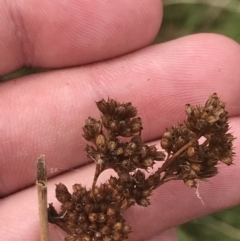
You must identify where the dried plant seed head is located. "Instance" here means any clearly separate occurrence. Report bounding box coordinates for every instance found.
[48,94,235,241]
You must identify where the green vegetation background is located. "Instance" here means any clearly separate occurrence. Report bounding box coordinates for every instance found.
[1,1,240,240]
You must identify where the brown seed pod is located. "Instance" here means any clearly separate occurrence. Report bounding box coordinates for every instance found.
[97,213,107,222]
[88,212,98,223]
[78,213,87,223]
[107,204,117,216]
[113,222,123,231]
[96,134,106,149]
[122,224,131,234]
[112,231,122,241]
[101,225,111,235]
[75,204,83,212]
[82,234,91,241]
[55,183,71,203]
[103,236,113,241]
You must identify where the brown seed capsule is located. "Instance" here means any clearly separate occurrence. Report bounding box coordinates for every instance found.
[107,204,117,216]
[96,134,106,148]
[78,213,87,223]
[160,138,171,150]
[128,142,137,150]
[143,157,154,167]
[82,195,91,205]
[121,159,131,168]
[116,105,126,116]
[125,103,137,118]
[116,147,124,155]
[162,130,172,139]
[97,213,107,222]
[82,127,94,141]
[75,237,84,241]
[137,198,150,207]
[62,201,75,211]
[82,234,91,241]
[94,231,102,239]
[107,141,117,151]
[100,203,108,212]
[93,122,102,135]
[187,147,195,157]
[131,117,142,133]
[122,224,131,234]
[113,222,123,231]
[89,212,98,222]
[109,121,119,132]
[75,227,85,235]
[72,183,83,193]
[112,231,122,241]
[55,183,71,203]
[96,99,108,114]
[101,225,111,235]
[75,203,83,212]
[121,128,132,137]
[141,190,151,197]
[135,170,145,182]
[115,183,123,192]
[68,212,78,223]
[191,163,201,172]
[109,176,118,187]
[155,151,166,161]
[89,222,98,230]
[103,236,113,241]
[65,236,78,241]
[107,215,117,225]
[131,155,139,165]
[220,156,233,165]
[184,179,197,188]
[84,204,94,214]
[207,115,217,124]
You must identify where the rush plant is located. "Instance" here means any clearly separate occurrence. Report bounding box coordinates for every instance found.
[47,93,234,241]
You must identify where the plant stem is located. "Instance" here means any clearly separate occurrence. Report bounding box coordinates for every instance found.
[156,137,199,175]
[37,155,49,241]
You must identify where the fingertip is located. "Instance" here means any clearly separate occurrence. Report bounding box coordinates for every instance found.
[0,0,163,75]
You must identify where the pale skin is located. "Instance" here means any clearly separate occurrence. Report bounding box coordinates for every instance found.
[0,1,240,241]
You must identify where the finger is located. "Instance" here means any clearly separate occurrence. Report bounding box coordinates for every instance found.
[1,119,239,240]
[0,0,162,75]
[145,228,178,241]
[1,33,240,197]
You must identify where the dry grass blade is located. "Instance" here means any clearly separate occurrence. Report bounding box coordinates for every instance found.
[37,155,49,241]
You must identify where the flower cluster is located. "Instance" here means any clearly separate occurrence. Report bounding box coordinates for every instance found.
[159,93,234,187]
[48,94,234,241]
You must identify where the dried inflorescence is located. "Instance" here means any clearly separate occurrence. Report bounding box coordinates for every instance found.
[48,94,235,241]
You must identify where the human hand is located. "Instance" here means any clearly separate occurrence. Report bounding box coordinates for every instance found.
[0,1,240,241]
